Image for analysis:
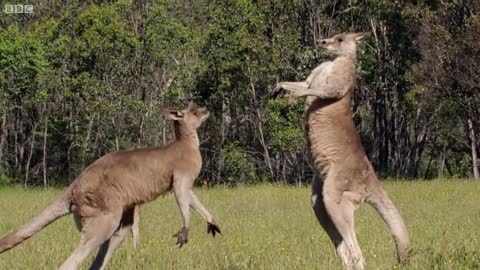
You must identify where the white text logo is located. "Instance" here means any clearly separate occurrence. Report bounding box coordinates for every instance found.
[4,5,34,14]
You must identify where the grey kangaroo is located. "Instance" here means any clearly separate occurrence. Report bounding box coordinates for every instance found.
[0,104,221,270]
[272,32,410,270]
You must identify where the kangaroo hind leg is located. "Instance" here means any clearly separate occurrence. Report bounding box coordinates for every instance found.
[58,210,122,270]
[312,175,343,247]
[89,207,136,270]
[131,206,140,248]
[313,175,366,270]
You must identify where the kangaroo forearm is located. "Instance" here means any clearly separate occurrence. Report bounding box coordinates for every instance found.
[295,85,348,100]
[173,186,191,229]
[278,81,309,92]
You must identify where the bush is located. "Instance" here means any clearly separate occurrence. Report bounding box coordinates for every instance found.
[222,142,258,185]
[0,174,14,186]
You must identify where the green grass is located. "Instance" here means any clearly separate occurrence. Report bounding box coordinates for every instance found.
[0,180,479,269]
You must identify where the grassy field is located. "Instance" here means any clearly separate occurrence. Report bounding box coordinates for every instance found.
[0,180,479,270]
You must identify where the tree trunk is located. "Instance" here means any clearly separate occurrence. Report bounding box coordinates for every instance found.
[82,115,95,169]
[249,79,273,179]
[42,114,48,188]
[25,123,38,188]
[217,93,231,183]
[438,143,446,178]
[0,111,6,171]
[467,116,479,179]
[162,118,166,145]
[138,115,144,145]
[424,148,435,179]
[112,117,120,151]
[256,108,273,179]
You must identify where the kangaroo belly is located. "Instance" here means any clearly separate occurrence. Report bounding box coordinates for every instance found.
[306,97,367,182]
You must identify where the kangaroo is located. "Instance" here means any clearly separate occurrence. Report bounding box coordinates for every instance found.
[0,104,221,270]
[272,32,410,269]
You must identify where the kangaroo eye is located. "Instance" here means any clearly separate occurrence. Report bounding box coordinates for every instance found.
[338,38,343,42]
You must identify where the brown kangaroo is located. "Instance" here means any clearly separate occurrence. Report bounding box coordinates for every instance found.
[0,105,221,270]
[272,32,409,269]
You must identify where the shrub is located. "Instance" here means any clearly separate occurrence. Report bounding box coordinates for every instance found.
[222,142,258,185]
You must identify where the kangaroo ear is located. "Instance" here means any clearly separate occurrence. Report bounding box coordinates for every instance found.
[352,32,369,42]
[162,109,184,120]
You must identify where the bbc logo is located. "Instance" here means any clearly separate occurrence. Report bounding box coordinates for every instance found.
[4,4,34,14]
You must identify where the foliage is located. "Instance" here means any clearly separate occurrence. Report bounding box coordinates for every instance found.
[266,99,305,153]
[0,0,478,186]
[0,174,14,186]
[222,141,259,185]
[0,25,49,106]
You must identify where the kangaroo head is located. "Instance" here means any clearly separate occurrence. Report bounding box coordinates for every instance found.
[320,32,369,57]
[163,103,210,136]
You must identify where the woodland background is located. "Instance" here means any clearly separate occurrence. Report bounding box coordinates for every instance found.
[0,0,479,187]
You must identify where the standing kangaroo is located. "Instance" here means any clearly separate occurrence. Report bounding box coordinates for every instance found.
[272,32,410,269]
[0,105,221,270]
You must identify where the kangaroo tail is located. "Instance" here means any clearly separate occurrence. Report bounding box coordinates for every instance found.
[0,189,72,253]
[366,186,410,264]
